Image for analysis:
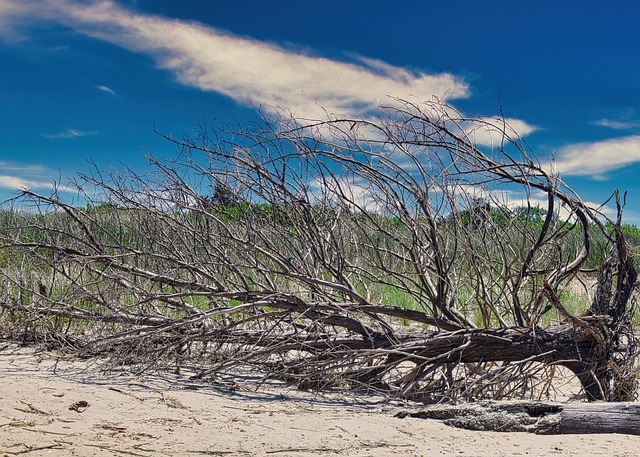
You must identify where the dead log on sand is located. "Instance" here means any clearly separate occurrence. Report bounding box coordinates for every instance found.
[396,401,640,435]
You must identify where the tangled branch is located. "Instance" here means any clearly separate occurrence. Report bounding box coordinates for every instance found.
[0,98,636,402]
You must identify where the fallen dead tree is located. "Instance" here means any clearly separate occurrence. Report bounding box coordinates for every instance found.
[397,401,640,435]
[0,98,637,404]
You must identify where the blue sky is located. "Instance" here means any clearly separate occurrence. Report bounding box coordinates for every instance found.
[1,0,640,222]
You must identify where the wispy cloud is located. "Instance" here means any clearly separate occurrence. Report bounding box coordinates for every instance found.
[97,84,116,96]
[0,161,49,173]
[0,174,50,190]
[462,116,539,147]
[2,0,468,121]
[0,161,60,192]
[593,118,640,130]
[0,1,34,40]
[1,0,542,144]
[309,175,385,213]
[553,135,640,178]
[455,186,618,222]
[42,128,99,139]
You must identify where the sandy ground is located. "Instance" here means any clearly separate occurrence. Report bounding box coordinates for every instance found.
[1,342,639,456]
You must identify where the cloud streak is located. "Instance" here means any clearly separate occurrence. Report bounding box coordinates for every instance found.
[0,161,60,192]
[0,0,544,148]
[594,118,640,130]
[1,0,471,121]
[97,84,116,95]
[553,135,640,178]
[0,174,51,190]
[42,128,99,139]
[462,116,539,148]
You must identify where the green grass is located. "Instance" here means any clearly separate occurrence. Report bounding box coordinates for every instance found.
[1,203,639,341]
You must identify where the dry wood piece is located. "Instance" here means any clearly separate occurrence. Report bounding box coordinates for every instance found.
[396,400,640,435]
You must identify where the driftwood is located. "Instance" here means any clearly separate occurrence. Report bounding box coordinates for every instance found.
[396,401,640,435]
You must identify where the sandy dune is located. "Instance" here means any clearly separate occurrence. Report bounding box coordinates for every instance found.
[1,343,638,456]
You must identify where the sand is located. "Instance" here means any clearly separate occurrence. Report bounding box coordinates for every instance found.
[1,342,638,456]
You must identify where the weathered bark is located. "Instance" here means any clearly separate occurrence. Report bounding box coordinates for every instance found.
[396,400,640,435]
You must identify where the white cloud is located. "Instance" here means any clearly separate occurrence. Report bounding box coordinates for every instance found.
[451,186,617,222]
[553,135,640,178]
[593,118,640,130]
[309,175,384,213]
[0,161,61,192]
[0,174,51,190]
[42,128,99,139]
[97,84,116,95]
[1,0,471,121]
[461,116,538,147]
[1,0,543,152]
[0,1,32,39]
[0,160,49,173]
[504,190,616,222]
